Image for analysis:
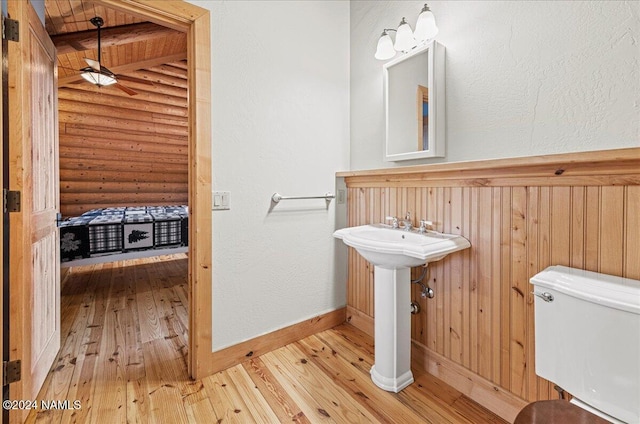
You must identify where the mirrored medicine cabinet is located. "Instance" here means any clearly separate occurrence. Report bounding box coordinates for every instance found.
[384,41,445,162]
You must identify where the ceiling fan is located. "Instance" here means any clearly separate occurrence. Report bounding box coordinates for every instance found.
[77,16,150,96]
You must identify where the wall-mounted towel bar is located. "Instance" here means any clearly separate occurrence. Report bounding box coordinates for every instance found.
[271,192,335,204]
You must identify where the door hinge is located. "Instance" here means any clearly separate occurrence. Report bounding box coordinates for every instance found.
[2,360,21,385]
[3,189,21,213]
[3,17,19,42]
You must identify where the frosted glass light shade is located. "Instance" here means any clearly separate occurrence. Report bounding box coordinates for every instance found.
[375,31,396,60]
[394,18,417,52]
[414,6,438,42]
[81,71,117,87]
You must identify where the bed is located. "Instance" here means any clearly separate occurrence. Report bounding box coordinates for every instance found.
[59,205,188,267]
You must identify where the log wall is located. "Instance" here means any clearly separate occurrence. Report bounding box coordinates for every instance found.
[58,61,188,216]
[339,148,640,420]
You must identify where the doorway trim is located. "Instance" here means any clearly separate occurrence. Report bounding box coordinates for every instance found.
[94,0,212,379]
[1,3,8,423]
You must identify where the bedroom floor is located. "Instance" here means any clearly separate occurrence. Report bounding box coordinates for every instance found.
[27,255,506,423]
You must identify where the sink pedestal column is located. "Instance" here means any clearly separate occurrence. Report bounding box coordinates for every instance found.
[370,266,414,393]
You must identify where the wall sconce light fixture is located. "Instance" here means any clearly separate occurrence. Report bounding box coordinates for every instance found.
[375,4,439,61]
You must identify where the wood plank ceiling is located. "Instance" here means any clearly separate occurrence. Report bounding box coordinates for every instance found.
[45,0,189,216]
[45,0,187,91]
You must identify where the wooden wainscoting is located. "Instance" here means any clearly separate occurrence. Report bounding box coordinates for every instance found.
[339,148,640,422]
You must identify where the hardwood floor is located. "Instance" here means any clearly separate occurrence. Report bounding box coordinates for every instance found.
[27,256,507,423]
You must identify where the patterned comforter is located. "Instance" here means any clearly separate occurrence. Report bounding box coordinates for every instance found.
[59,206,188,262]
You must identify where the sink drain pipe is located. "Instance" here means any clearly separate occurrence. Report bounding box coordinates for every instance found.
[411,266,434,299]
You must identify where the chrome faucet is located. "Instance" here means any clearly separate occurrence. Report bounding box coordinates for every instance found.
[418,219,433,234]
[385,216,400,229]
[402,212,412,231]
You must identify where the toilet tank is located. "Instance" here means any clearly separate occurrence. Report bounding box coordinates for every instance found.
[530,266,640,424]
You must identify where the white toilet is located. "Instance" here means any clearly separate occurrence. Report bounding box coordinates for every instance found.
[529,266,640,423]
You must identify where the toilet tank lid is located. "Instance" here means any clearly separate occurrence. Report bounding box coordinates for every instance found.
[530,266,640,314]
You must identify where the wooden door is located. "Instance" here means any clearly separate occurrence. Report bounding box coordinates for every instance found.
[8,0,59,417]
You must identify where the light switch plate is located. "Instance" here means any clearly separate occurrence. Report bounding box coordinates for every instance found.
[212,191,230,210]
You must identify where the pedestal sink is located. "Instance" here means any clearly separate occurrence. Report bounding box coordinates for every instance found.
[334,224,471,392]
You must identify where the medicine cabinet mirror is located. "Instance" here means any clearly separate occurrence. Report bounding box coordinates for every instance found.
[384,41,445,161]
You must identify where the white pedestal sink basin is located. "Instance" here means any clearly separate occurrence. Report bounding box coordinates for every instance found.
[334,224,471,392]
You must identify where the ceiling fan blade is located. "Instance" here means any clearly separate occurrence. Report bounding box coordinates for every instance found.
[84,58,101,71]
[115,83,138,96]
[116,74,154,86]
[100,65,116,77]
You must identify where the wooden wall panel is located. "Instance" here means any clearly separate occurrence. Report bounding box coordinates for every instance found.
[58,61,188,216]
[343,149,640,411]
[627,187,640,279]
